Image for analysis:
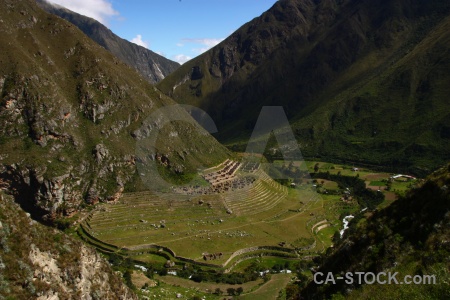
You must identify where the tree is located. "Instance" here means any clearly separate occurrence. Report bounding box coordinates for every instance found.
[214,288,223,295]
[386,180,392,191]
[284,261,290,269]
[227,287,236,296]
[236,287,244,295]
[263,273,271,282]
[314,163,320,173]
[123,270,135,290]
[332,231,341,243]
[145,266,155,279]
[159,268,168,276]
[286,284,301,299]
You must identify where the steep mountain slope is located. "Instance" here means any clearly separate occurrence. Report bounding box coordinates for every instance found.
[0,191,136,299]
[158,0,450,173]
[0,0,229,222]
[297,163,450,299]
[36,0,180,84]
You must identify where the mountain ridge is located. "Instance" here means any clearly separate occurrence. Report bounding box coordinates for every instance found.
[36,0,180,84]
[158,0,450,174]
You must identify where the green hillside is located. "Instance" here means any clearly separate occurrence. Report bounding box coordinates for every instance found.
[296,163,450,299]
[0,0,229,222]
[158,0,450,174]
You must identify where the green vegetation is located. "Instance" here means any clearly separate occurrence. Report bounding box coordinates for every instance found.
[72,159,406,300]
[1,1,449,299]
[295,164,450,299]
[239,274,292,300]
[312,172,384,209]
[0,0,229,222]
[158,0,450,174]
[81,168,319,262]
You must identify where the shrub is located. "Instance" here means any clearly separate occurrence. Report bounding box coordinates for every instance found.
[227,287,236,296]
[236,287,244,295]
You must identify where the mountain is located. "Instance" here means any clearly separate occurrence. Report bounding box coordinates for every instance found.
[0,0,229,223]
[158,0,450,174]
[36,0,180,84]
[296,163,450,299]
[0,191,136,299]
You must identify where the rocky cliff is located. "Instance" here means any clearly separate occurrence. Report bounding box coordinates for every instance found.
[0,192,137,299]
[36,0,180,84]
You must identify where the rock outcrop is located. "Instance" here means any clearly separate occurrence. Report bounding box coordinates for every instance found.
[0,192,137,299]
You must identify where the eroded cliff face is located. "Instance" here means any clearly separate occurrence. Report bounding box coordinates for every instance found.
[0,0,229,222]
[0,192,137,299]
[0,70,140,222]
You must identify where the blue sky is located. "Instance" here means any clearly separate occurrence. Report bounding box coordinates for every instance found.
[46,0,278,64]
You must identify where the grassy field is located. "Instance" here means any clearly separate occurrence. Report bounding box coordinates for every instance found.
[132,270,293,299]
[239,274,292,300]
[131,253,168,264]
[86,168,329,264]
[78,160,419,299]
[84,161,409,265]
[134,274,218,299]
[232,257,296,273]
[155,274,263,295]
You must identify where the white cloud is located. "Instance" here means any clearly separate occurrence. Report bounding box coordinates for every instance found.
[179,38,224,54]
[172,54,192,64]
[192,47,210,54]
[131,34,149,49]
[155,51,166,57]
[171,38,223,63]
[46,0,119,25]
[181,38,224,48]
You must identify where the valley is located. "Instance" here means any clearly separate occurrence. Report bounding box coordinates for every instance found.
[0,0,448,299]
[74,159,413,298]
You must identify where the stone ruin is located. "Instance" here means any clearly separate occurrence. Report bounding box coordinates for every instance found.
[202,252,223,261]
[172,160,259,195]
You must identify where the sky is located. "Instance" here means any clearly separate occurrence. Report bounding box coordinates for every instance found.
[45,0,279,64]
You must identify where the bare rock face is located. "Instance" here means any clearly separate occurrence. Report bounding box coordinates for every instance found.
[0,192,137,299]
[94,144,109,163]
